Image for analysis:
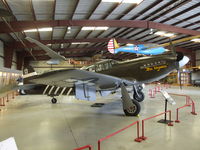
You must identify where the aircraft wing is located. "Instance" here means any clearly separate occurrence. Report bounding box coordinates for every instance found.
[26,69,134,101]
[25,37,66,61]
[0,8,12,17]
[29,69,131,91]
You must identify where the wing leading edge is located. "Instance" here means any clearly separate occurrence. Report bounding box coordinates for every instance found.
[25,37,66,61]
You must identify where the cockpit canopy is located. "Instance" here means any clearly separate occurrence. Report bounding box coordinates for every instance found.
[82,59,118,72]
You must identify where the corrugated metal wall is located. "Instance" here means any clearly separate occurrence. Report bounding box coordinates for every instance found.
[0,40,17,69]
[196,51,200,66]
[0,41,4,68]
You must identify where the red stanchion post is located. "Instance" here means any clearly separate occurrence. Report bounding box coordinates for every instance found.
[153,87,157,94]
[74,145,93,150]
[135,121,143,142]
[0,98,1,111]
[98,121,140,150]
[149,89,155,98]
[175,101,197,123]
[139,111,173,140]
[175,108,180,123]
[186,96,190,105]
[168,111,173,126]
[140,120,147,140]
[12,91,15,99]
[191,101,197,115]
[2,97,5,106]
[6,94,9,102]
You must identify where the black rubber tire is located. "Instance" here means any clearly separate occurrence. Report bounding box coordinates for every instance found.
[123,100,141,116]
[133,91,145,102]
[51,98,57,104]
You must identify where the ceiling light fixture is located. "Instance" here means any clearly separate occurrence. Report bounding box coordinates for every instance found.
[67,27,71,34]
[81,26,109,31]
[24,29,37,32]
[24,27,52,32]
[71,42,90,45]
[165,33,175,37]
[102,0,143,4]
[95,27,109,30]
[154,31,165,36]
[154,31,175,37]
[191,38,200,43]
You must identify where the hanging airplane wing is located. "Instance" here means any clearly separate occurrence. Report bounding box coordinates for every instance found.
[25,37,66,61]
[0,8,12,17]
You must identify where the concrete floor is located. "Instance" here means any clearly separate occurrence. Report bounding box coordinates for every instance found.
[0,85,199,150]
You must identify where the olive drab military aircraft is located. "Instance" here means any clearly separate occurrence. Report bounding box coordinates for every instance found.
[20,42,189,116]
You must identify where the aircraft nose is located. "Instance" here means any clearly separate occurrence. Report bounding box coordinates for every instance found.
[179,56,189,68]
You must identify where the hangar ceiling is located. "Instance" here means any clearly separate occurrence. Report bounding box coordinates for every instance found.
[0,0,200,61]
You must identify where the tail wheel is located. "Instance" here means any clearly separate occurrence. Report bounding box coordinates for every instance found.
[123,100,141,116]
[134,91,145,102]
[51,98,57,104]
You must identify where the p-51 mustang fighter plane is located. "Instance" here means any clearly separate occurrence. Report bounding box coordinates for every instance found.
[21,39,189,116]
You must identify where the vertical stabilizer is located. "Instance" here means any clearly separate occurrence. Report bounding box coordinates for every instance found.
[107,38,119,54]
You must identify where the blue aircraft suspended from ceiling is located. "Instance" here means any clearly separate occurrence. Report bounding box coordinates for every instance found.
[107,38,167,55]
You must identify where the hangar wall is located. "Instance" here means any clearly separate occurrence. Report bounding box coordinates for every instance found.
[0,41,4,68]
[0,40,17,69]
[196,51,200,66]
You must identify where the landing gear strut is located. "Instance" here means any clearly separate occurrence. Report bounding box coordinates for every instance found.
[121,83,141,116]
[133,85,145,102]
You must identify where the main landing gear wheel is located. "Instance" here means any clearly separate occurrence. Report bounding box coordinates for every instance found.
[123,100,141,116]
[134,91,145,102]
[51,98,57,104]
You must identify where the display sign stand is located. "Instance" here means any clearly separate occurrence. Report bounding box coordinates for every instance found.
[158,90,175,124]
[157,99,173,124]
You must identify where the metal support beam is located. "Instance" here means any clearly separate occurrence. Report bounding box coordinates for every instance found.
[0,20,199,35]
[10,38,144,49]
[191,52,196,67]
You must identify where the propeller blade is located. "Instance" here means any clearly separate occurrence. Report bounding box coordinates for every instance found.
[178,70,182,89]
